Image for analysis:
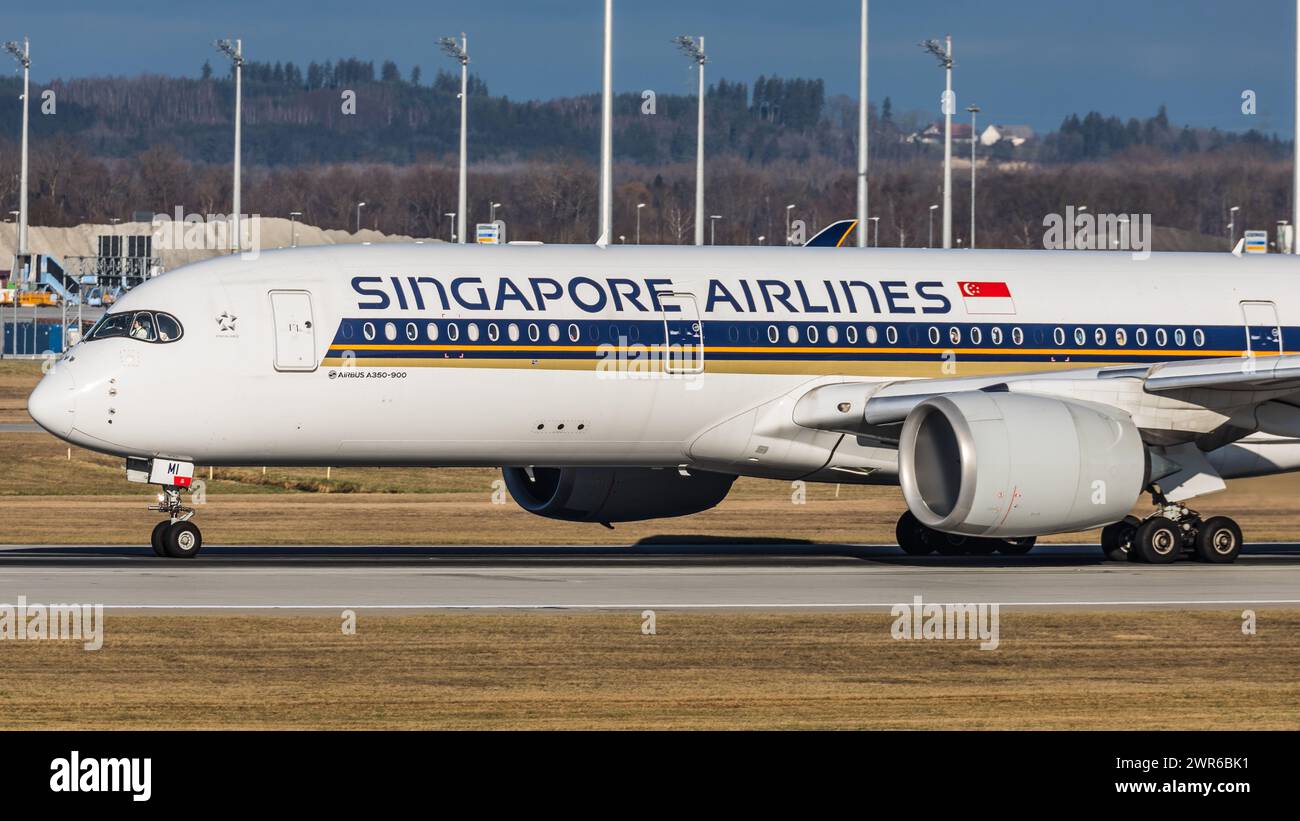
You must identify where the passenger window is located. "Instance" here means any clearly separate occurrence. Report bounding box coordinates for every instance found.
[426,322,440,342]
[1115,328,1128,346]
[847,326,859,344]
[928,327,941,345]
[886,326,898,345]
[826,325,839,344]
[1135,328,1148,347]
[1094,327,1106,346]
[948,326,961,345]
[990,327,1003,345]
[1155,328,1168,347]
[1193,329,1205,347]
[1011,327,1024,345]
[970,326,982,345]
[1174,328,1186,347]
[1073,327,1086,346]
[865,326,878,344]
[1053,327,1066,346]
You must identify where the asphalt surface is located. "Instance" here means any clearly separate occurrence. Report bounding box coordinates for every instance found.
[0,543,1298,611]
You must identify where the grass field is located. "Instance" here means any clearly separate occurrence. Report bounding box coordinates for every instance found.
[0,610,1295,729]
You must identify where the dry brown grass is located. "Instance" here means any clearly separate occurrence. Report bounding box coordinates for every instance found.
[0,610,1296,729]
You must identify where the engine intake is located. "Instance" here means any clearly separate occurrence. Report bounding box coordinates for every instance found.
[898,392,1146,538]
[502,467,736,524]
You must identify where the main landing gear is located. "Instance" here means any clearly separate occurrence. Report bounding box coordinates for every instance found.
[1099,492,1242,564]
[895,510,1036,557]
[148,484,203,559]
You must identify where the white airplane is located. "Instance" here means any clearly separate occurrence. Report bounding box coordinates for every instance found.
[27,230,1300,561]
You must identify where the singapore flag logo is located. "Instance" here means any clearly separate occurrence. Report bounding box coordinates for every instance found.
[957,281,1016,315]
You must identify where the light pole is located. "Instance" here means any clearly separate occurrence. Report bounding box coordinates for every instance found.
[674,35,708,247]
[785,204,796,245]
[355,202,366,233]
[4,37,29,272]
[440,33,470,245]
[922,36,954,248]
[490,201,502,223]
[1229,205,1241,249]
[709,214,722,245]
[757,235,766,245]
[444,212,456,242]
[598,0,613,244]
[928,204,938,248]
[857,0,869,247]
[636,203,646,245]
[289,211,302,247]
[967,104,980,249]
[869,216,880,247]
[215,39,243,253]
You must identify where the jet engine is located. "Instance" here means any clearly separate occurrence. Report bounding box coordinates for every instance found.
[501,467,736,524]
[898,391,1147,538]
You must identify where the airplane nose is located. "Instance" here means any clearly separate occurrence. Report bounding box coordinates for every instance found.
[28,363,76,439]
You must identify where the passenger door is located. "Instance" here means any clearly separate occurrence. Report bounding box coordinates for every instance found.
[1240,300,1283,356]
[659,292,705,374]
[270,290,318,372]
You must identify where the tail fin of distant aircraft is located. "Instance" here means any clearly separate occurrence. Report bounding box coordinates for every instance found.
[804,219,860,247]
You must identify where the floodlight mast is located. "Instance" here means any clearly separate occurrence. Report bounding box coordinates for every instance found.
[674,35,708,246]
[5,37,30,264]
[440,34,470,245]
[921,36,954,249]
[598,0,613,245]
[857,1,868,248]
[215,38,243,253]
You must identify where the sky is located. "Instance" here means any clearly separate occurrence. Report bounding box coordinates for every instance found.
[1,0,1295,134]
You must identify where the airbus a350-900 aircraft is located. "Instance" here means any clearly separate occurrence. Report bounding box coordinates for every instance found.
[27,225,1300,561]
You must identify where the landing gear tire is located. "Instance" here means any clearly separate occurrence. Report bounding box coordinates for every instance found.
[994,537,1036,556]
[163,521,203,559]
[1100,516,1140,562]
[932,533,973,556]
[895,511,935,556]
[1194,516,1242,564]
[150,521,171,557]
[1133,516,1181,564]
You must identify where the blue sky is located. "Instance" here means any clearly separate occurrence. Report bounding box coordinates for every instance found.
[2,0,1294,133]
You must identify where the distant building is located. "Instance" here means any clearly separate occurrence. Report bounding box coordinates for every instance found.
[980,124,1036,148]
[907,122,975,145]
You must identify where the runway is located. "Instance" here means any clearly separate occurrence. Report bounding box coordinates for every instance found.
[1,543,1299,611]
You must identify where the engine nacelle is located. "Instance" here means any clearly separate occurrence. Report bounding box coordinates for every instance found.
[501,467,736,524]
[898,392,1146,538]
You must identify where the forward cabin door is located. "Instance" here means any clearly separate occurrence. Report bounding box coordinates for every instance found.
[1240,300,1283,356]
[659,292,705,374]
[270,290,318,372]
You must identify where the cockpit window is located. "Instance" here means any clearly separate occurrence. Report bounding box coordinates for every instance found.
[130,312,157,341]
[156,313,182,341]
[87,311,184,344]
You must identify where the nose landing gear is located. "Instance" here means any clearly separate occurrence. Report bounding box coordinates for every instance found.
[148,485,203,559]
